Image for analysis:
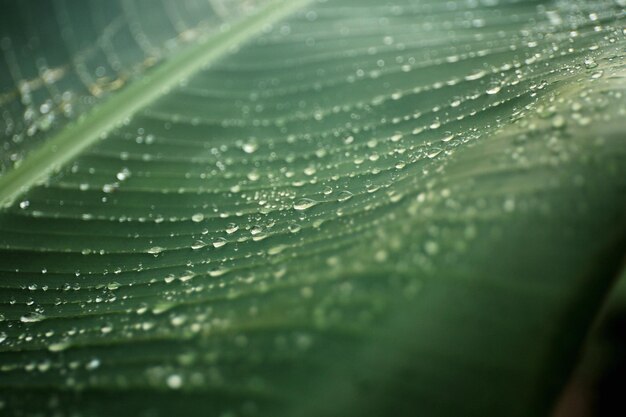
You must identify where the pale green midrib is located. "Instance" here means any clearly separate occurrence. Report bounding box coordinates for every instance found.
[0,0,312,208]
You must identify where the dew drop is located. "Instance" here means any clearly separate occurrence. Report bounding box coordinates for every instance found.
[583,57,598,69]
[167,374,183,389]
[48,341,71,352]
[191,240,207,250]
[337,191,353,202]
[212,237,227,248]
[20,312,45,323]
[100,324,113,334]
[424,241,439,255]
[147,246,164,255]
[86,358,101,370]
[242,142,258,154]
[486,85,502,95]
[293,198,318,211]
[191,213,204,223]
[465,70,487,81]
[226,223,239,234]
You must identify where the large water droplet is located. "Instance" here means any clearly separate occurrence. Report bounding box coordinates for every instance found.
[293,198,317,211]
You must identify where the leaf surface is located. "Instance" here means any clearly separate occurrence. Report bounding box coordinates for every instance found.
[0,1,625,416]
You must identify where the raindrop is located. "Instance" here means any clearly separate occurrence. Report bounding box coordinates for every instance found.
[584,57,598,69]
[337,191,353,202]
[242,142,258,154]
[226,223,239,234]
[293,198,318,211]
[486,85,502,95]
[212,237,227,248]
[86,358,101,370]
[20,312,45,323]
[424,241,439,255]
[147,246,164,255]
[191,240,207,250]
[167,374,183,389]
[465,70,487,81]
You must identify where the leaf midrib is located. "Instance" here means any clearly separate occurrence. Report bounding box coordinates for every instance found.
[0,0,311,208]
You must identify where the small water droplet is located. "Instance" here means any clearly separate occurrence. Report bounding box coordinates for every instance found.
[465,70,487,81]
[584,57,598,69]
[147,246,164,255]
[167,374,183,389]
[486,85,502,95]
[86,358,101,370]
[191,240,206,250]
[424,241,439,255]
[226,223,239,234]
[100,324,113,334]
[242,142,258,154]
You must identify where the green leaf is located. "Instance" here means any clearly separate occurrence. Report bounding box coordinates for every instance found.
[0,1,625,416]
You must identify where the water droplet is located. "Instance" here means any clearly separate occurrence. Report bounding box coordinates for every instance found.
[551,115,566,129]
[167,374,183,389]
[424,241,439,255]
[191,213,204,223]
[86,358,101,370]
[179,271,195,282]
[590,71,603,80]
[486,85,502,95]
[268,244,288,255]
[100,324,113,334]
[584,57,598,69]
[226,223,239,234]
[441,132,454,142]
[116,168,130,181]
[147,246,164,255]
[209,267,228,277]
[242,142,258,154]
[293,198,317,211]
[191,240,206,250]
[465,70,487,81]
[337,191,353,202]
[503,198,516,212]
[426,148,443,159]
[20,312,45,323]
[212,237,227,248]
